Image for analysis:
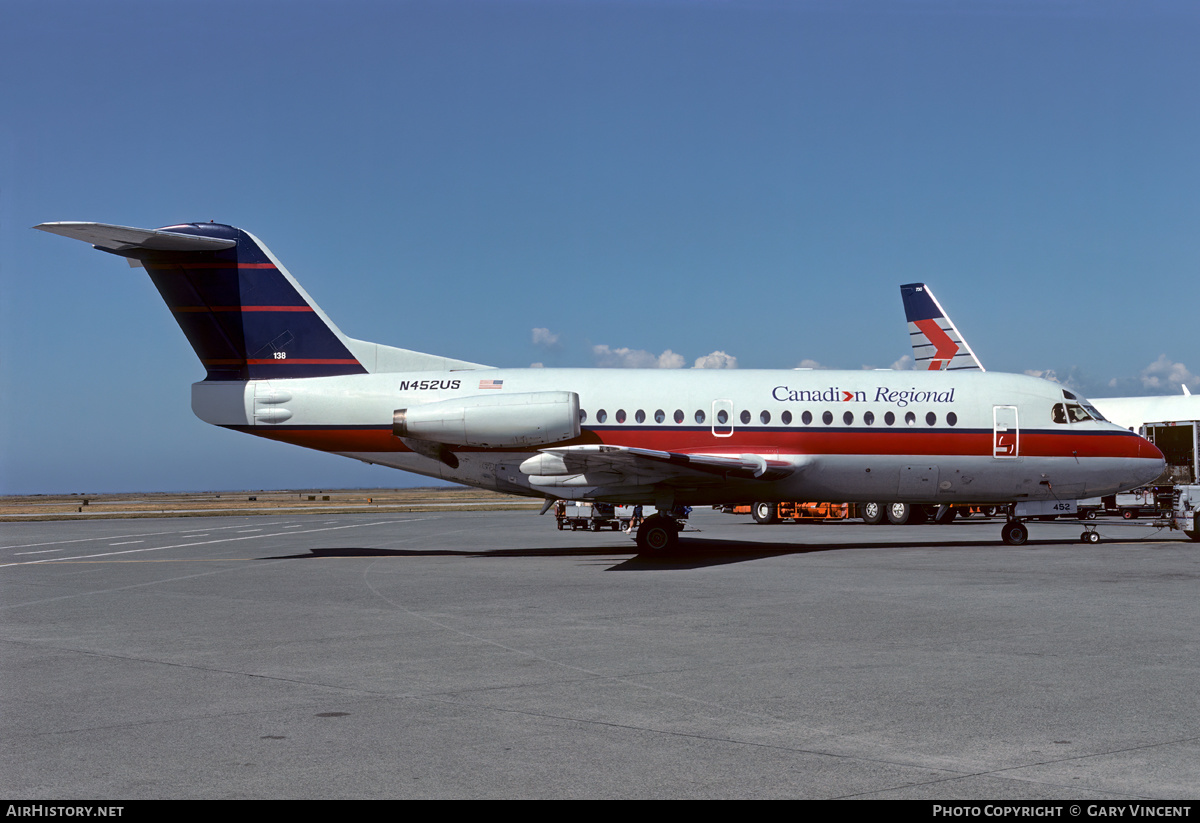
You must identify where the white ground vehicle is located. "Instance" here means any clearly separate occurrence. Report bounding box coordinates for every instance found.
[1172,485,1200,541]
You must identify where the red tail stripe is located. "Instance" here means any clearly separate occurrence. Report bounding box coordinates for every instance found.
[172,306,313,312]
[145,262,278,270]
[914,318,959,370]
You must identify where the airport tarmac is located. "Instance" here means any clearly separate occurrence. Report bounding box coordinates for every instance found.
[2,509,1198,799]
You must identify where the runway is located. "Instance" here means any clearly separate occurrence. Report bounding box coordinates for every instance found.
[2,509,1198,799]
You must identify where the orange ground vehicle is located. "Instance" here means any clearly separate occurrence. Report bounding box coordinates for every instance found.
[728,502,1002,525]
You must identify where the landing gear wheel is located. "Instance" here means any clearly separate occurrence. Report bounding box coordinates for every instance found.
[752,502,778,525]
[886,502,911,525]
[1001,521,1029,546]
[934,506,957,525]
[1081,530,1100,544]
[636,515,679,553]
[861,501,885,525]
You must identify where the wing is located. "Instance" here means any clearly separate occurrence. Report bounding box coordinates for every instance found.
[522,444,804,487]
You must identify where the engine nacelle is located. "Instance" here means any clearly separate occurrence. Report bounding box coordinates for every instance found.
[393,391,580,448]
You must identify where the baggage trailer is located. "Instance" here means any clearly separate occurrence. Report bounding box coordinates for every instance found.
[554,501,622,531]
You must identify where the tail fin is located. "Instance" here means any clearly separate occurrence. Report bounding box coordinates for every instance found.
[899,282,984,372]
[36,221,486,380]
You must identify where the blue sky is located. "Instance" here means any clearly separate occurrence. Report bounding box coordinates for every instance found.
[2,0,1197,493]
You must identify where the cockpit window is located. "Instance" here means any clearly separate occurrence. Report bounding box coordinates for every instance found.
[1066,403,1092,423]
[1081,402,1107,422]
[1052,404,1068,424]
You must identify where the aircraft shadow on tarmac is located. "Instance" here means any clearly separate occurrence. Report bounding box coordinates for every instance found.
[262,533,1083,571]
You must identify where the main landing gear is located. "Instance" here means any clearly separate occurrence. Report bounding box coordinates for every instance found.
[999,517,1102,546]
[636,514,680,553]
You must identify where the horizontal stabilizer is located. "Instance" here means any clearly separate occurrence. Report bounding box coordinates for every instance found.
[35,222,236,252]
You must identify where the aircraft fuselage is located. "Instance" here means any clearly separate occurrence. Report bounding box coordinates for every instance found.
[194,368,1163,507]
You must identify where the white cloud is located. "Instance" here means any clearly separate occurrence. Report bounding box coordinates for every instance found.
[531,327,561,349]
[1025,368,1060,383]
[889,355,914,371]
[693,351,737,369]
[592,345,685,368]
[796,359,823,369]
[1140,354,1200,391]
[530,362,544,368]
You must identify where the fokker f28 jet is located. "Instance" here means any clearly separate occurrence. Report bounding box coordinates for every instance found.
[37,222,1164,550]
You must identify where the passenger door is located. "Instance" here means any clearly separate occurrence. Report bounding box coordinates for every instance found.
[993,405,1019,458]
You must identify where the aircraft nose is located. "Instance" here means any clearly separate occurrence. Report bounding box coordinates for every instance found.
[1140,437,1164,462]
[1137,436,1166,484]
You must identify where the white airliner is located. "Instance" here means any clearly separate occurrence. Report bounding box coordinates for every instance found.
[36,222,1164,550]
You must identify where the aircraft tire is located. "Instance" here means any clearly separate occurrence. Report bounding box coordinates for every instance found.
[636,516,678,553]
[1001,521,1029,546]
[752,503,778,525]
[1082,531,1100,544]
[886,502,911,525]
[861,502,885,525]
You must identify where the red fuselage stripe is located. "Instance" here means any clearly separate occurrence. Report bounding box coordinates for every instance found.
[234,426,1154,460]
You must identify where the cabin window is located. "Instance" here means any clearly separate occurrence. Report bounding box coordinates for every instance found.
[926,412,937,426]
[802,411,813,425]
[740,410,751,424]
[596,409,607,423]
[579,409,587,423]
[843,411,854,425]
[674,409,684,424]
[905,411,916,426]
[885,411,896,426]
[946,412,957,426]
[864,411,875,425]
[635,409,646,424]
[717,409,729,425]
[655,409,665,423]
[781,410,793,425]
[760,410,771,425]
[616,409,626,424]
[822,411,833,425]
[695,409,706,424]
